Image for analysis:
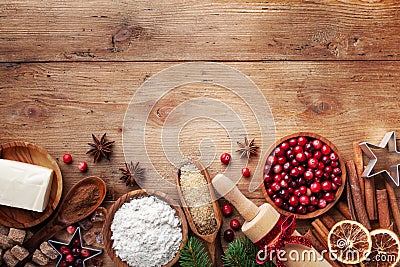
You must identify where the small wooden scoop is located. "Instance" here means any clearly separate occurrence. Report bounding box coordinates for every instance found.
[17,176,106,267]
[177,161,223,266]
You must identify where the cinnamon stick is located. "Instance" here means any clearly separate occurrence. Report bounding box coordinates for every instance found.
[353,142,365,200]
[346,160,371,229]
[346,177,357,220]
[365,176,377,220]
[385,180,400,233]
[376,189,391,229]
[336,201,351,220]
[312,219,329,238]
[304,230,343,267]
[320,214,337,229]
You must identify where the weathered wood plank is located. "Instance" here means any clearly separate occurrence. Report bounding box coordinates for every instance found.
[0,0,399,62]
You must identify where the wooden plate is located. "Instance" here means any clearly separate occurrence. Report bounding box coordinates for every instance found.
[261,132,347,219]
[0,141,63,228]
[103,189,188,267]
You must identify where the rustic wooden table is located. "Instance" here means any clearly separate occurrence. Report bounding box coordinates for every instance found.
[1,1,400,266]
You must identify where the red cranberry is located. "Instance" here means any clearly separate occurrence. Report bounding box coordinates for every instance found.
[299,195,310,205]
[272,194,278,199]
[297,205,307,214]
[315,169,323,178]
[286,149,295,160]
[279,189,290,199]
[222,204,233,216]
[310,182,321,193]
[304,143,313,152]
[324,192,335,203]
[299,186,307,195]
[275,147,285,157]
[281,202,289,210]
[230,219,241,230]
[60,246,70,255]
[304,170,314,181]
[60,260,68,267]
[72,238,80,246]
[308,158,318,169]
[318,199,327,208]
[282,174,291,183]
[289,138,298,147]
[224,229,235,242]
[321,156,331,165]
[332,176,342,185]
[66,225,76,235]
[280,180,288,189]
[321,145,331,155]
[293,146,303,154]
[290,168,299,177]
[329,152,338,161]
[288,187,294,194]
[267,155,277,166]
[294,189,302,197]
[313,151,322,159]
[313,177,322,183]
[304,151,312,159]
[277,156,286,165]
[280,142,290,151]
[273,164,283,174]
[291,159,299,167]
[324,166,332,174]
[242,167,251,177]
[312,140,323,150]
[296,152,307,162]
[298,136,307,146]
[307,205,316,212]
[331,161,339,167]
[264,174,272,183]
[75,259,83,267]
[78,162,88,172]
[289,196,299,206]
[297,166,305,175]
[220,153,231,165]
[264,165,271,174]
[274,197,284,207]
[310,196,318,206]
[271,182,280,192]
[289,181,297,188]
[297,177,306,186]
[321,181,332,191]
[331,183,339,191]
[66,254,74,263]
[323,173,330,179]
[267,188,274,196]
[333,167,342,175]
[288,206,296,213]
[72,247,81,257]
[62,154,73,164]
[283,162,291,172]
[318,162,325,170]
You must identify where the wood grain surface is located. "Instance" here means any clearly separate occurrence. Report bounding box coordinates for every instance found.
[1,0,400,266]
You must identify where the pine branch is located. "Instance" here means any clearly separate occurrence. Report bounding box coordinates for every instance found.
[222,237,275,267]
[179,236,212,267]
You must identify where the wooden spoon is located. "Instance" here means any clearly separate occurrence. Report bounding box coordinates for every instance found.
[177,161,223,266]
[16,176,106,266]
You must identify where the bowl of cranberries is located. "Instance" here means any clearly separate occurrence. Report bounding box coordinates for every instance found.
[262,133,346,219]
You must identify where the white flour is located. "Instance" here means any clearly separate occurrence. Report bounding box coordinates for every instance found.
[111,195,182,267]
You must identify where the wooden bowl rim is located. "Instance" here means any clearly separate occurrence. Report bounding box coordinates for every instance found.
[103,189,188,267]
[176,160,222,243]
[261,132,347,219]
[0,141,63,228]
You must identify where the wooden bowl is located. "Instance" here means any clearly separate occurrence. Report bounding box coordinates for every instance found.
[0,141,63,228]
[103,189,188,267]
[261,132,347,219]
[176,161,223,264]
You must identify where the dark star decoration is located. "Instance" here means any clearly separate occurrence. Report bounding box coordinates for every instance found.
[48,227,102,267]
[359,131,400,187]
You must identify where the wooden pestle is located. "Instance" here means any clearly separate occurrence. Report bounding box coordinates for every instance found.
[212,174,332,267]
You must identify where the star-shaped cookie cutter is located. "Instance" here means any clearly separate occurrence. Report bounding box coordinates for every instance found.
[359,131,400,187]
[48,227,102,267]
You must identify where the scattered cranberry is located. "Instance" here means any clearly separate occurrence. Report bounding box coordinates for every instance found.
[78,162,88,172]
[230,219,241,230]
[72,238,81,247]
[222,204,233,216]
[60,260,68,267]
[60,246,71,255]
[224,229,235,242]
[72,247,81,257]
[66,225,76,235]
[220,153,231,165]
[62,154,73,164]
[65,254,74,263]
[80,248,91,258]
[242,167,250,177]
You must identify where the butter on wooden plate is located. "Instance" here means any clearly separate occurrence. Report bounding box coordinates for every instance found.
[0,159,53,212]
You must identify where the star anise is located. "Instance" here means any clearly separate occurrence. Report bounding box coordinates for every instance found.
[236,137,259,158]
[86,133,115,163]
[119,161,145,187]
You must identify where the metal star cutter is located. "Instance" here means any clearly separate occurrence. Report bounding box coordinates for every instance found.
[48,227,102,267]
[359,131,400,187]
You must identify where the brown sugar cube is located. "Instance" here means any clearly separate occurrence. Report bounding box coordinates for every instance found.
[0,224,9,235]
[8,228,26,245]
[11,245,29,261]
[24,263,37,267]
[0,233,13,249]
[32,249,48,266]
[3,249,19,267]
[39,242,58,260]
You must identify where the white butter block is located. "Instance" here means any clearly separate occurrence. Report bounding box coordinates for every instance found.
[0,159,54,212]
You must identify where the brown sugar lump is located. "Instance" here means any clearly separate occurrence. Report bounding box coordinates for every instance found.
[0,224,9,235]
[8,228,26,245]
[11,245,29,261]
[32,249,48,266]
[3,249,19,267]
[39,242,58,260]
[24,263,37,267]
[0,233,13,249]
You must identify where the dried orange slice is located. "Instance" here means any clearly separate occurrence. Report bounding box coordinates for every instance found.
[328,220,372,264]
[360,229,400,267]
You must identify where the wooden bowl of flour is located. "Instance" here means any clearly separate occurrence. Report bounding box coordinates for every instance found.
[103,189,188,267]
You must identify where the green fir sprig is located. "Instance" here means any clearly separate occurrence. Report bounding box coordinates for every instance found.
[179,236,212,267]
